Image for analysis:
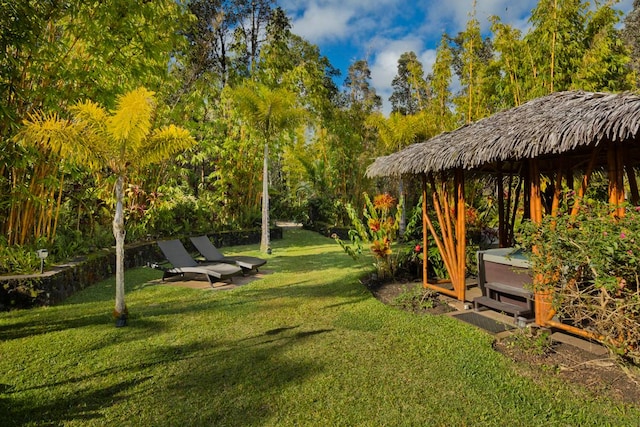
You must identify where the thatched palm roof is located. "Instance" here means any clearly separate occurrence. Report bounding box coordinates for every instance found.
[367,91,640,177]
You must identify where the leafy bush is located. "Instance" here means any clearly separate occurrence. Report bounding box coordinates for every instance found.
[128,186,223,241]
[505,327,554,357]
[335,193,402,279]
[517,201,640,363]
[402,197,449,280]
[0,242,41,275]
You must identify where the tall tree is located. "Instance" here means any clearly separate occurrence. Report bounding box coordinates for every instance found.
[334,60,382,214]
[232,0,276,75]
[525,0,587,95]
[229,82,305,252]
[17,88,195,320]
[389,51,431,115]
[489,17,527,107]
[0,0,189,246]
[451,4,494,124]
[573,0,633,91]
[622,0,640,88]
[428,35,455,133]
[343,60,382,112]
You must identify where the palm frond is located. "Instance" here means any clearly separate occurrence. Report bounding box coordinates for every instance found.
[135,124,195,167]
[107,87,155,147]
[18,111,104,170]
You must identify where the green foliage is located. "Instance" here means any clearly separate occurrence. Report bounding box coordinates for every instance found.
[130,187,222,240]
[573,2,633,91]
[392,285,441,312]
[517,201,640,363]
[403,197,450,280]
[526,0,587,94]
[335,193,403,279]
[0,242,41,275]
[506,327,554,357]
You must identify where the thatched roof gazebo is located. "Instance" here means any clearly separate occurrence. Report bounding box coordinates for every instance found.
[367,91,640,336]
[368,91,640,176]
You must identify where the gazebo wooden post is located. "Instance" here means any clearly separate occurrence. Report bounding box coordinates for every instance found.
[455,168,466,301]
[529,158,550,325]
[497,163,506,247]
[625,155,639,205]
[421,173,429,289]
[529,159,543,224]
[550,164,563,219]
[570,147,599,218]
[607,143,626,217]
[616,145,625,216]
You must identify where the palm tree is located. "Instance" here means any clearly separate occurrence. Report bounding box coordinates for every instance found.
[367,111,434,234]
[229,82,305,253]
[17,87,195,321]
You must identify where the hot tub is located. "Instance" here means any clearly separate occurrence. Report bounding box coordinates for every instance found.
[474,247,534,319]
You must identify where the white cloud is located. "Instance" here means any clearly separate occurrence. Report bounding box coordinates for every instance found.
[282,0,403,44]
[419,0,537,34]
[366,37,436,114]
[290,4,354,43]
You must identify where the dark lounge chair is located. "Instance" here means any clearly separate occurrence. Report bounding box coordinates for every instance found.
[156,239,242,285]
[190,235,267,273]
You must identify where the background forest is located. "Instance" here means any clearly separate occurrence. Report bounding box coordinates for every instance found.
[2,0,640,273]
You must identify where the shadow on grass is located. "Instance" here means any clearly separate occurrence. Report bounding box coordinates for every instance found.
[1,376,153,426]
[236,274,370,306]
[0,295,236,342]
[3,328,331,426]
[149,330,330,425]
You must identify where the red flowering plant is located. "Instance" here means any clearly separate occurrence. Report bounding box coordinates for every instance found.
[335,192,402,280]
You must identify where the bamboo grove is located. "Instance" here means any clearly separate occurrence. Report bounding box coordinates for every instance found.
[2,0,640,270]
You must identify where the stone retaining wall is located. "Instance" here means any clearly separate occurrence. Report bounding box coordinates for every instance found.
[0,228,282,310]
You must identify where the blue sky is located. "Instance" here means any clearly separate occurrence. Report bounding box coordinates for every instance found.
[281,0,634,113]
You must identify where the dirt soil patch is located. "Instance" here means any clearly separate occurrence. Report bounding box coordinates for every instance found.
[369,279,640,407]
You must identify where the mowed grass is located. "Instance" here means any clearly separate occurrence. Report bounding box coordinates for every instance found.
[0,229,638,426]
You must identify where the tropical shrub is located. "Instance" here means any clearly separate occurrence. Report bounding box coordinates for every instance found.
[401,197,450,279]
[0,240,41,275]
[517,201,640,364]
[335,193,402,279]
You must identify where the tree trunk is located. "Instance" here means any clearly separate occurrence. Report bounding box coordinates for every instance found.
[398,177,405,236]
[113,174,127,316]
[260,142,270,253]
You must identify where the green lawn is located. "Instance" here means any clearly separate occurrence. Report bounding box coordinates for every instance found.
[1,229,638,426]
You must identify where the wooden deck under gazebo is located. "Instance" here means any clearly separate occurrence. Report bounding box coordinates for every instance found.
[367,90,640,339]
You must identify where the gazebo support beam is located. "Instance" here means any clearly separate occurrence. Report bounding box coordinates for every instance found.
[421,174,428,287]
[497,166,506,247]
[626,164,639,206]
[455,169,466,301]
[608,143,626,217]
[570,147,599,218]
[420,172,466,301]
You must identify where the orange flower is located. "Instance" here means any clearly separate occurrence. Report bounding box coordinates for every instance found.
[370,238,392,258]
[373,193,396,210]
[368,218,381,232]
[377,217,395,234]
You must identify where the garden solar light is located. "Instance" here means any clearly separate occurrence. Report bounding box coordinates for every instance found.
[36,249,48,274]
